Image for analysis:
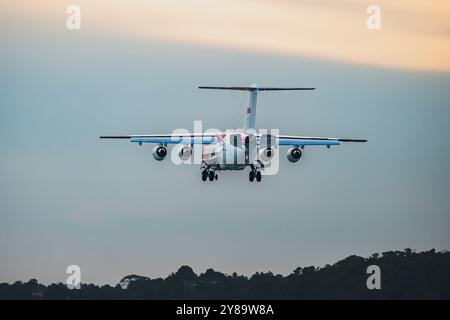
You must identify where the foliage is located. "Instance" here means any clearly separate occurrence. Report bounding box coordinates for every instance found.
[1,249,449,299]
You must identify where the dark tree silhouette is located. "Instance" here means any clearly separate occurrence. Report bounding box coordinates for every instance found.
[0,249,449,299]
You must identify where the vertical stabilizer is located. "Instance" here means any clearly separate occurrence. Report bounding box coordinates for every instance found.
[243,83,258,131]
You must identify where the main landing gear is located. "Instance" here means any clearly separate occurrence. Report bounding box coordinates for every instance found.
[249,168,262,182]
[201,169,218,182]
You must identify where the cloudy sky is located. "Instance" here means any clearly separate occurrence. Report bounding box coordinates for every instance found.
[1,0,449,284]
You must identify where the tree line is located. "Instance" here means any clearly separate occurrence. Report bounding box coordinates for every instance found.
[1,249,449,299]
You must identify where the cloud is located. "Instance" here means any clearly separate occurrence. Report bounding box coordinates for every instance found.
[2,0,450,71]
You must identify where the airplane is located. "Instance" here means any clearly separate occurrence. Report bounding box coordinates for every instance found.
[100,84,367,182]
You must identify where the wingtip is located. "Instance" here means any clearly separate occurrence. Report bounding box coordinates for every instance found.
[99,136,131,139]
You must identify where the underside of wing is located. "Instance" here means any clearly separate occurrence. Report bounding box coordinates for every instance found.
[100,133,222,145]
[276,135,367,147]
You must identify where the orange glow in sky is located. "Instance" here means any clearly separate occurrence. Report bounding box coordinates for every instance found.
[3,0,450,72]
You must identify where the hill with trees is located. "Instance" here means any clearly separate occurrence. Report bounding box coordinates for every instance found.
[1,249,449,299]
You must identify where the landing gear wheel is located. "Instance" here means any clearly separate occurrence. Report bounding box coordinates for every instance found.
[256,171,262,182]
[201,170,207,181]
[249,171,255,182]
[208,170,215,181]
[215,174,218,181]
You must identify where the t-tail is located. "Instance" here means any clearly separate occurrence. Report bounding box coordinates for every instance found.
[198,84,315,132]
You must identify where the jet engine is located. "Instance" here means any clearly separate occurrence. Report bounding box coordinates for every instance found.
[259,148,274,162]
[287,147,302,163]
[178,145,192,160]
[153,145,167,161]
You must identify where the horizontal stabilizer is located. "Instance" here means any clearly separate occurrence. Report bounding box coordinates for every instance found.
[198,86,315,91]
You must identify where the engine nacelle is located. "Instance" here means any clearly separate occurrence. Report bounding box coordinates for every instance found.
[259,148,274,162]
[153,145,167,161]
[178,145,192,160]
[287,147,302,163]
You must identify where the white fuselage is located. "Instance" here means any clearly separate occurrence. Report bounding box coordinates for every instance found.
[202,131,257,170]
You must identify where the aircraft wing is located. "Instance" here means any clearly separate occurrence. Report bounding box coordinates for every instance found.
[276,135,367,147]
[100,133,221,145]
